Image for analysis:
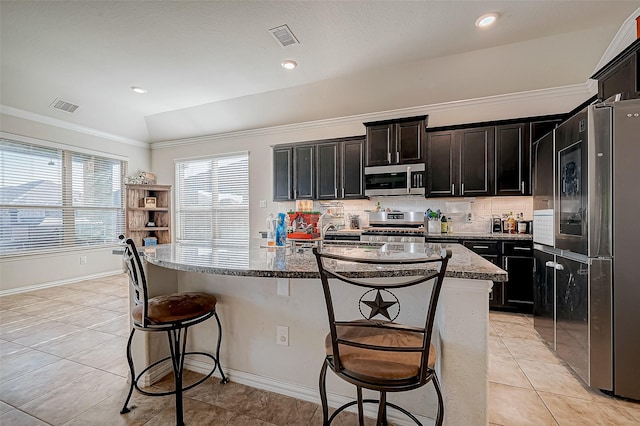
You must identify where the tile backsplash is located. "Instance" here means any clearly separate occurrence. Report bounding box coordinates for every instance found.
[276,196,533,233]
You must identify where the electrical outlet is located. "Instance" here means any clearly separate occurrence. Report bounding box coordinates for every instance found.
[260,200,267,208]
[80,256,87,264]
[277,325,289,346]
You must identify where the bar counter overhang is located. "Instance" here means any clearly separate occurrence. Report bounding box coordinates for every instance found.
[129,239,506,425]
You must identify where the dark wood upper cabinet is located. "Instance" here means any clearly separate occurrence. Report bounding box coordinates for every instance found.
[591,38,639,101]
[426,127,494,197]
[426,131,455,196]
[495,123,529,196]
[274,136,365,201]
[316,142,340,199]
[316,137,365,200]
[273,147,292,201]
[364,116,427,166]
[459,126,494,196]
[293,145,315,199]
[341,138,365,199]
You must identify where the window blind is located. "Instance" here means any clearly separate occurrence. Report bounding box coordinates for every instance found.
[0,138,126,255]
[175,152,249,244]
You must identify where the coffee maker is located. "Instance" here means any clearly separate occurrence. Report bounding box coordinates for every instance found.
[491,215,502,233]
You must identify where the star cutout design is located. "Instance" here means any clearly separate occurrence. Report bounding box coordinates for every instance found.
[362,290,397,320]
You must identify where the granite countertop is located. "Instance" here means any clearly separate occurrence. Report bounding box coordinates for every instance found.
[140,238,507,281]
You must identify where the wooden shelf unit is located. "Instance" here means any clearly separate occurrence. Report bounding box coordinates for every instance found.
[125,184,172,247]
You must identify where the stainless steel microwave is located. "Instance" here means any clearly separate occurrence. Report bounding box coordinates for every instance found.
[364,164,425,196]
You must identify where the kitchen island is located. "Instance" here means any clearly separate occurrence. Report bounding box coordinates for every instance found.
[132,240,506,425]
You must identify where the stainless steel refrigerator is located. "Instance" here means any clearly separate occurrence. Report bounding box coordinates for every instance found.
[532,95,640,400]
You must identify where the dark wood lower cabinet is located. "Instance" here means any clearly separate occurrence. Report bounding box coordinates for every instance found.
[458,239,534,312]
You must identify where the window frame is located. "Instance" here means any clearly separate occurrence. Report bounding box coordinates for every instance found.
[174,151,250,244]
[0,133,128,257]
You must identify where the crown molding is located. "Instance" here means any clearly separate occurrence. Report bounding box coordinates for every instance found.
[592,6,640,73]
[0,104,149,149]
[151,83,592,150]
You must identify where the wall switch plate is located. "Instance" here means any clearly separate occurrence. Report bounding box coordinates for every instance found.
[276,278,290,296]
[80,256,87,264]
[260,200,267,208]
[277,325,289,346]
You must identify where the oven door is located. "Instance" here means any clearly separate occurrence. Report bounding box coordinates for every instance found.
[365,164,425,196]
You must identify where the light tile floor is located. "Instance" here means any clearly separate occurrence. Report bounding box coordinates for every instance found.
[1,274,639,425]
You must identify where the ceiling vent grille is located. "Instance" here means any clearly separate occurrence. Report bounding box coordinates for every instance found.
[50,98,79,114]
[269,24,299,47]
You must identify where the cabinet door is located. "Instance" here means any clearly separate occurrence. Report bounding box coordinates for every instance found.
[342,138,365,199]
[426,131,455,196]
[459,127,494,196]
[365,124,393,166]
[598,55,637,101]
[293,145,315,199]
[503,256,534,311]
[273,148,292,201]
[316,143,340,199]
[495,123,529,196]
[396,120,424,164]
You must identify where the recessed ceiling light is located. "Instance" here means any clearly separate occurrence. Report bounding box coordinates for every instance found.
[281,60,297,70]
[131,86,147,94]
[475,12,499,28]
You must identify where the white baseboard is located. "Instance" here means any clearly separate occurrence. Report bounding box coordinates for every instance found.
[0,270,124,296]
[185,358,435,426]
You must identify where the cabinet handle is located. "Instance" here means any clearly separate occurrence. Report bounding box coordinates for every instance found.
[419,174,423,187]
[451,184,455,195]
[521,181,525,194]
[342,188,345,198]
[554,263,564,271]
[504,257,509,269]
[334,187,338,198]
[473,245,490,249]
[387,152,391,163]
[514,247,531,251]
[406,166,411,193]
[461,182,465,195]
[545,261,556,268]
[396,152,399,163]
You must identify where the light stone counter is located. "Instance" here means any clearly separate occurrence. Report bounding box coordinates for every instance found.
[131,239,499,425]
[142,238,507,282]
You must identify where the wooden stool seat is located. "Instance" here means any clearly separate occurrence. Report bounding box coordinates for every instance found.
[132,292,217,324]
[324,323,436,382]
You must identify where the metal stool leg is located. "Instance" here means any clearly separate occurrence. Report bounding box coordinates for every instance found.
[167,327,189,426]
[357,386,365,426]
[120,328,136,414]
[433,374,444,426]
[213,311,228,384]
[319,360,329,425]
[376,391,387,425]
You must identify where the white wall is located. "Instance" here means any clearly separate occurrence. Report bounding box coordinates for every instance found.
[0,112,151,293]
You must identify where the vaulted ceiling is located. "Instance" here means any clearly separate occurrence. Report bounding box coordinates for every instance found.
[1,1,639,143]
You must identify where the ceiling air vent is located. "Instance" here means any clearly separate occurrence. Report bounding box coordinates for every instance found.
[50,98,79,114]
[269,24,299,47]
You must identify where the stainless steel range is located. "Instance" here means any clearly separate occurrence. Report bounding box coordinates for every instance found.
[360,211,425,243]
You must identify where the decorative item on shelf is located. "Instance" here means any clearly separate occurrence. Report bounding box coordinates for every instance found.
[146,221,156,228]
[126,170,156,185]
[139,197,157,208]
[142,237,158,246]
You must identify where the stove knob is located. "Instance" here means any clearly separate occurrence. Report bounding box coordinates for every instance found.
[400,237,406,243]
[388,236,396,242]
[375,236,381,242]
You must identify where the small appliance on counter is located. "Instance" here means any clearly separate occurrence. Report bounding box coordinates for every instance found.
[491,215,502,233]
